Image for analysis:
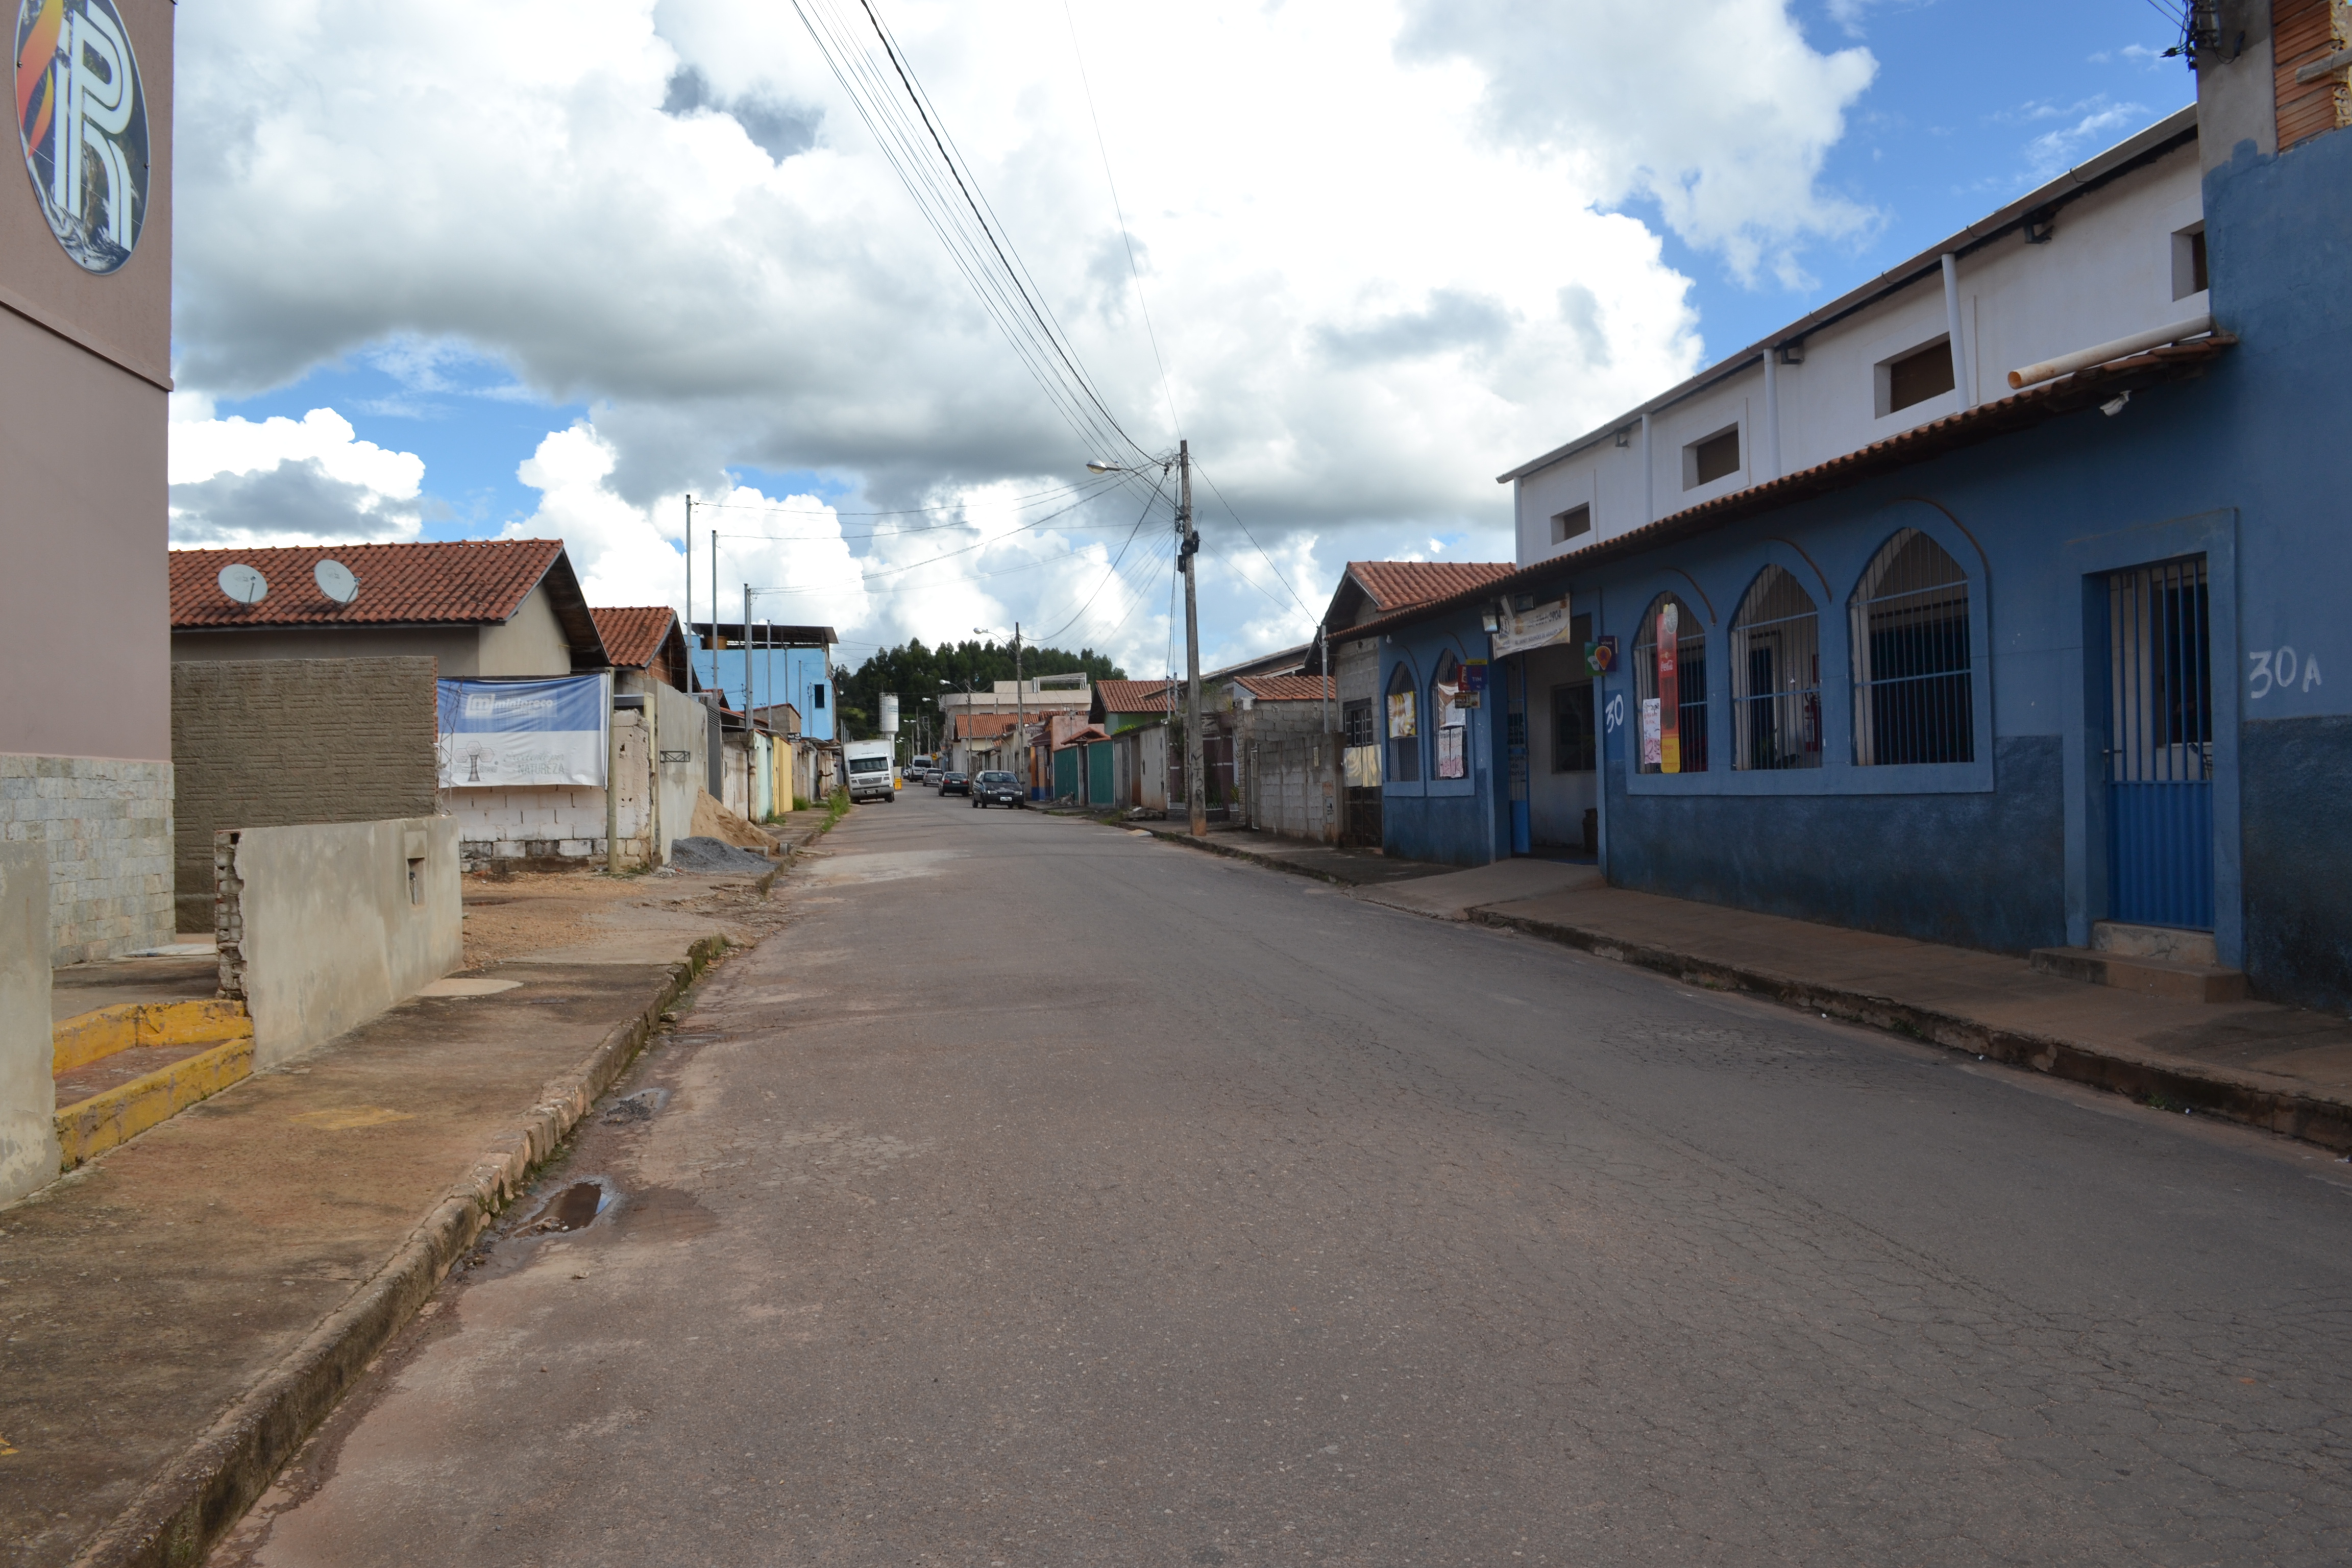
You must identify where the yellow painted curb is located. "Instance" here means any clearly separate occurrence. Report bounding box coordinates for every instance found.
[52,998,250,1075]
[56,1035,255,1170]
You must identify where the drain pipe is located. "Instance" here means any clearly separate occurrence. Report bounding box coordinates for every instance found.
[1941,253,1975,408]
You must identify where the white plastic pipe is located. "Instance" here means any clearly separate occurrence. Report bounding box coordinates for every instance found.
[1762,350,1780,480]
[1940,253,1974,408]
[2007,313,2213,390]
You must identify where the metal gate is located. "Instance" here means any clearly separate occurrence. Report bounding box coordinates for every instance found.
[2106,557,2213,929]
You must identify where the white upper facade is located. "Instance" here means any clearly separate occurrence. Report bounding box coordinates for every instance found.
[1505,107,2208,568]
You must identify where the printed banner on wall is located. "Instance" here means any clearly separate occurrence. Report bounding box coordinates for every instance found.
[438,675,610,788]
[1491,598,1577,658]
[1387,690,1417,739]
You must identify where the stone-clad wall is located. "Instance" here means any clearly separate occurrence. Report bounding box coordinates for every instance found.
[0,755,175,964]
[170,658,439,932]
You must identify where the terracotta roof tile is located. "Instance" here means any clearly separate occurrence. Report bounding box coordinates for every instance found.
[1093,679,1179,714]
[170,541,565,629]
[589,606,681,669]
[1347,561,1514,612]
[1235,674,1333,703]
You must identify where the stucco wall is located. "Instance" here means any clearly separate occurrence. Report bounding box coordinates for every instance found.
[476,584,574,676]
[0,842,59,1208]
[172,625,481,672]
[216,816,462,1069]
[170,658,440,930]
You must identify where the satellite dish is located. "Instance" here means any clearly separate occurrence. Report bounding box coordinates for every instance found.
[314,559,359,604]
[217,564,268,605]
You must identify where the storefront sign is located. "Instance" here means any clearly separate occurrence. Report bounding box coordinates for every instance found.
[1491,598,1577,658]
[1585,635,1618,675]
[438,675,611,788]
[15,0,150,274]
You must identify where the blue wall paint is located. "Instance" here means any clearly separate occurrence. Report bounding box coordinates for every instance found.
[1379,618,1507,867]
[692,641,835,741]
[2241,717,2352,1011]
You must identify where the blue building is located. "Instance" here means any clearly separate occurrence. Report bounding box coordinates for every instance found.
[1366,37,2352,1010]
[690,621,837,742]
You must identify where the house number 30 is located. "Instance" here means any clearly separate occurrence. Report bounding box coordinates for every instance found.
[2248,647,2322,699]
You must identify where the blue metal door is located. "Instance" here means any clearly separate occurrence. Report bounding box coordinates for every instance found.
[2106,558,2213,929]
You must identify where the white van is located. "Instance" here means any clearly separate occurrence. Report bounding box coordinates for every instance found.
[843,740,896,803]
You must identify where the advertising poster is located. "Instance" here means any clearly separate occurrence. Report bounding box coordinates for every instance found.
[1387,689,1416,739]
[1655,603,1681,774]
[438,674,611,788]
[1640,697,1662,767]
[1492,598,1576,658]
[1436,725,1467,779]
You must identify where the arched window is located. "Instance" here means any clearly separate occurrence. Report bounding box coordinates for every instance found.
[1431,652,1468,779]
[1730,566,1821,770]
[1631,594,1707,773]
[1851,528,1973,765]
[1385,660,1420,783]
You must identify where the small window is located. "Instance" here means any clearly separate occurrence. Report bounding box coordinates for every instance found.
[1684,427,1739,489]
[1729,566,1822,770]
[1552,683,1596,772]
[1851,528,1973,766]
[2172,222,2209,300]
[1385,663,1420,783]
[1431,653,1468,780]
[1631,594,1707,773]
[1551,503,1591,544]
[1879,338,1955,416]
[1342,698,1376,749]
[813,682,827,709]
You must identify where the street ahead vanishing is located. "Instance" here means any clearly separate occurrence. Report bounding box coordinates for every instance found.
[215,794,2352,1567]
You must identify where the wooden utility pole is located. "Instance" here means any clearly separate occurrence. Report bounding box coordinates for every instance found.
[1013,621,1025,798]
[1180,439,1206,837]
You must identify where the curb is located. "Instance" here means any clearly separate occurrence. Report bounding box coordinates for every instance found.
[68,933,733,1568]
[1469,907,2352,1154]
[1134,825,1354,888]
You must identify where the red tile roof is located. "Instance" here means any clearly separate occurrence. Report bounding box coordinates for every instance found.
[953,712,1020,738]
[589,606,680,669]
[1235,674,1333,703]
[1093,679,1179,715]
[1347,561,1514,613]
[171,541,562,629]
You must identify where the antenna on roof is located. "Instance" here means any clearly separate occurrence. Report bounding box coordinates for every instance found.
[313,559,359,605]
[217,564,267,605]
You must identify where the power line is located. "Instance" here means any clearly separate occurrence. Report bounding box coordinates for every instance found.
[691,474,1114,519]
[1033,467,1170,643]
[1190,458,1315,621]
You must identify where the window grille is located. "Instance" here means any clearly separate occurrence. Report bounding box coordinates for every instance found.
[2108,557,2212,783]
[1729,565,1821,770]
[1631,594,1707,773]
[1385,663,1419,783]
[1342,698,1376,749]
[1431,653,1467,780]
[1851,528,1973,766]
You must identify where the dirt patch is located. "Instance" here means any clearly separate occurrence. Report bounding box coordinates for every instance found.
[461,872,651,967]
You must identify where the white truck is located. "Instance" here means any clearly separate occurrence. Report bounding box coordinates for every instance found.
[843,739,897,803]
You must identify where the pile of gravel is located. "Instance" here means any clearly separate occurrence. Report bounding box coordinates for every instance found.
[667,836,776,873]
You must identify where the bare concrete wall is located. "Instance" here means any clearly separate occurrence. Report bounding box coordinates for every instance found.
[216,817,462,1069]
[171,625,480,671]
[0,843,59,1207]
[170,658,439,931]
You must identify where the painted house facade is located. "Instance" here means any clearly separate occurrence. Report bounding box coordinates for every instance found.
[1373,14,2352,1009]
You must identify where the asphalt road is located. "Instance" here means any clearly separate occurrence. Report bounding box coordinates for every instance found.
[214,792,2352,1567]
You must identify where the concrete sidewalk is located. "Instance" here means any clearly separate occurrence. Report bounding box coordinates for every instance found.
[1136,824,2352,1153]
[0,872,789,1568]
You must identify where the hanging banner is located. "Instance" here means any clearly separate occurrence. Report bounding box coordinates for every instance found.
[1491,597,1578,658]
[1436,725,1467,779]
[1387,689,1417,739]
[1655,602,1681,774]
[438,674,611,788]
[1640,697,1662,767]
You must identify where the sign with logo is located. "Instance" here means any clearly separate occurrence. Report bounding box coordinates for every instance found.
[437,675,611,789]
[1585,635,1618,675]
[15,0,150,274]
[1491,597,1577,658]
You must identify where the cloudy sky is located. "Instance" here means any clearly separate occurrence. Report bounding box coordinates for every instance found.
[167,0,2192,677]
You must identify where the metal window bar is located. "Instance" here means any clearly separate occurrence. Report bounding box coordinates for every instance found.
[1851,528,1973,766]
[1632,595,1708,773]
[2108,558,2212,783]
[1729,565,1822,770]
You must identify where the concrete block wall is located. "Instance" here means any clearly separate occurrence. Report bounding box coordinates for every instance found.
[443,783,632,871]
[0,755,174,963]
[216,817,462,1068]
[0,842,58,1206]
[170,657,438,932]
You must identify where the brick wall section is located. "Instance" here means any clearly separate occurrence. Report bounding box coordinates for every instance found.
[170,658,439,931]
[0,756,174,964]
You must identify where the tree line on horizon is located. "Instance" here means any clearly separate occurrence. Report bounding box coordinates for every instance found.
[832,638,1127,741]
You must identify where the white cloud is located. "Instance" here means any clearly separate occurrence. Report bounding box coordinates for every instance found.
[1396,0,1880,286]
[167,405,428,547]
[170,0,1881,662]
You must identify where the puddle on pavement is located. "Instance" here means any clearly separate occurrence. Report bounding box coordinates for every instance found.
[528,1178,613,1234]
[601,1088,669,1125]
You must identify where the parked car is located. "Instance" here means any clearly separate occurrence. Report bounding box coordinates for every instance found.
[971,770,1023,808]
[938,770,970,796]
